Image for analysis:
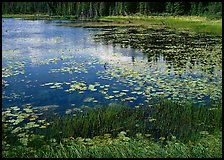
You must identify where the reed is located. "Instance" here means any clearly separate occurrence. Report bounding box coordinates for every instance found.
[2,100,222,158]
[32,100,222,143]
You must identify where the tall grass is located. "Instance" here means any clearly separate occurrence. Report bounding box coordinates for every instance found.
[98,16,222,35]
[151,100,222,142]
[31,100,222,143]
[2,100,222,158]
[34,104,153,141]
[2,130,222,158]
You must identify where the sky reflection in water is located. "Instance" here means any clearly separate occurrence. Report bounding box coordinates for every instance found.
[2,18,222,114]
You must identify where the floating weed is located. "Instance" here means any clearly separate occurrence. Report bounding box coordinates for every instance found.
[83,97,95,103]
[108,96,114,99]
[112,90,119,93]
[122,90,129,92]
[94,26,222,105]
[2,104,54,146]
[39,126,47,129]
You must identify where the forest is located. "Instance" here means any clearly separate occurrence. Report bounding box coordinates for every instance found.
[2,2,222,19]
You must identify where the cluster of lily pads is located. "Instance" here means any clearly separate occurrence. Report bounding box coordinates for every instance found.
[92,26,222,105]
[2,58,27,101]
[94,27,222,65]
[2,104,52,146]
[39,47,221,109]
[2,61,26,78]
[98,53,221,104]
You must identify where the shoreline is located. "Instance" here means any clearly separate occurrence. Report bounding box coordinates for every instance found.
[2,14,77,20]
[2,14,222,35]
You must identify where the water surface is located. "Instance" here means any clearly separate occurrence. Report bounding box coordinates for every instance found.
[2,18,222,114]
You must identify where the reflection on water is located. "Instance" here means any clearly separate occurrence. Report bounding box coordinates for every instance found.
[2,18,222,114]
[95,27,222,76]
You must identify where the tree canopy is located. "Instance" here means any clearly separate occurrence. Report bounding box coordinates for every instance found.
[2,2,222,18]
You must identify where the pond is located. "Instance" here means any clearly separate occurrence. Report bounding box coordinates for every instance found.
[2,18,222,115]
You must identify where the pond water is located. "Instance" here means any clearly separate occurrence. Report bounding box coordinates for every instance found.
[2,18,222,114]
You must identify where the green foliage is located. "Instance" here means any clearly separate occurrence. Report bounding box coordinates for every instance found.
[197,2,205,16]
[2,2,222,18]
[206,2,222,19]
[37,100,221,143]
[34,104,154,141]
[2,131,222,158]
[151,100,222,142]
[97,15,222,35]
[165,2,174,14]
[190,2,198,16]
[173,2,185,15]
[3,100,221,145]
[2,99,222,158]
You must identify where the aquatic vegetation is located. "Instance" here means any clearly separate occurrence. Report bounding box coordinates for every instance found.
[83,97,96,102]
[2,105,53,146]
[2,61,26,78]
[3,28,222,108]
[2,130,222,158]
[2,101,222,158]
[10,100,218,143]
[93,26,222,105]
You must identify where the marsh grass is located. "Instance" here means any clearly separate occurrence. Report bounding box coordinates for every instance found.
[29,100,222,143]
[2,130,222,158]
[97,16,222,35]
[34,103,153,141]
[2,100,222,158]
[150,100,222,142]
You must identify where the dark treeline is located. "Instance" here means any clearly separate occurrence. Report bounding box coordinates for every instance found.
[2,2,222,18]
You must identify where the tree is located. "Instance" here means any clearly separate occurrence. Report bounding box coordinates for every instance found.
[125,2,138,15]
[2,2,222,18]
[190,2,198,15]
[207,2,222,17]
[47,2,57,15]
[166,2,174,14]
[197,2,204,15]
[173,2,185,15]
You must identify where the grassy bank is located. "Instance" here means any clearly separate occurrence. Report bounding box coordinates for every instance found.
[97,16,222,35]
[3,131,222,158]
[2,100,222,158]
